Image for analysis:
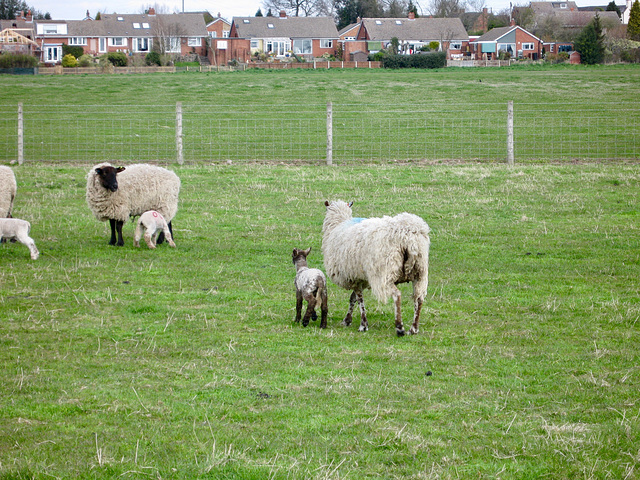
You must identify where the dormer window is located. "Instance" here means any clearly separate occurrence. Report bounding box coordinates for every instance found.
[560,2,567,7]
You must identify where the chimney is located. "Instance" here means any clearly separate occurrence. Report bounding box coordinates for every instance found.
[510,18,516,26]
[408,11,415,19]
[218,12,221,18]
[357,16,361,23]
[279,10,287,17]
[26,9,33,22]
[148,7,156,15]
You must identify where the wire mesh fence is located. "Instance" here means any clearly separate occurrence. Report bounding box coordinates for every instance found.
[0,102,637,164]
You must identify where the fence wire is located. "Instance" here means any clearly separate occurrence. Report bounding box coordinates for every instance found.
[0,102,637,163]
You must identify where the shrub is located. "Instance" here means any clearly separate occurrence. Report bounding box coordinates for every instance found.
[428,41,440,51]
[61,54,77,68]
[382,52,447,69]
[106,52,128,67]
[145,51,161,66]
[0,53,38,68]
[62,44,83,59]
[77,54,94,67]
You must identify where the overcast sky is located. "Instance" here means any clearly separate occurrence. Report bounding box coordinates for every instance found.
[31,0,625,21]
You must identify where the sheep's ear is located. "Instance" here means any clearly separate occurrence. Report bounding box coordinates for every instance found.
[304,247,311,256]
[348,201,354,208]
[324,200,330,207]
[292,248,298,256]
[95,168,103,175]
[116,167,126,173]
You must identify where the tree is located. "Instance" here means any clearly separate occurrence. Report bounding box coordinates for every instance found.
[407,0,419,17]
[574,13,606,64]
[606,0,621,18]
[262,0,331,16]
[428,0,464,18]
[0,0,49,19]
[334,0,383,29]
[256,8,264,16]
[628,0,640,41]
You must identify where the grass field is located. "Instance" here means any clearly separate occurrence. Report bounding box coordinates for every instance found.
[0,162,639,479]
[1,64,639,163]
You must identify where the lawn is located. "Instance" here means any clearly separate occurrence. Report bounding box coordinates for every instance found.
[0,162,639,479]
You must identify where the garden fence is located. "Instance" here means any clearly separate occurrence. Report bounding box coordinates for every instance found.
[1,101,637,164]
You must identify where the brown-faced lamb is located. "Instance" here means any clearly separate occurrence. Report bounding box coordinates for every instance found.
[292,247,328,329]
[134,210,176,249]
[0,218,39,260]
[0,165,17,218]
[86,163,180,246]
[322,200,430,336]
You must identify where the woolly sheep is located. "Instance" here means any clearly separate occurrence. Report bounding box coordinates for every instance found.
[292,247,328,329]
[0,165,17,218]
[0,218,39,260]
[322,200,430,336]
[134,210,176,249]
[86,163,180,246]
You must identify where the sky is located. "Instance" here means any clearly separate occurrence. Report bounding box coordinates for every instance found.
[31,0,625,21]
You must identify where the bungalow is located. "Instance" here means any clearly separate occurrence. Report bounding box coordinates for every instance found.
[355,14,469,59]
[471,24,542,60]
[228,11,339,60]
[207,14,231,39]
[35,9,208,64]
[0,11,39,57]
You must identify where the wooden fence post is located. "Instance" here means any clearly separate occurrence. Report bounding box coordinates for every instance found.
[507,100,514,166]
[326,101,333,166]
[18,102,24,165]
[176,102,184,165]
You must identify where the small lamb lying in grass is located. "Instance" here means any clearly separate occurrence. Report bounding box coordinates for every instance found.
[292,247,328,329]
[134,210,176,249]
[0,218,39,260]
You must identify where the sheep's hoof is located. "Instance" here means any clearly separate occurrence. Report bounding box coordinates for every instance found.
[358,325,368,332]
[311,311,318,321]
[396,328,406,337]
[409,327,419,335]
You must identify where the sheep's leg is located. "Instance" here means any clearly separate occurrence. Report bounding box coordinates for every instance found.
[144,232,156,249]
[302,293,316,327]
[409,296,423,335]
[341,291,357,326]
[115,220,125,246]
[16,232,39,260]
[295,290,303,324]
[356,291,368,332]
[392,286,405,337]
[163,226,176,247]
[109,219,118,245]
[319,286,328,329]
[157,221,172,245]
[133,223,143,247]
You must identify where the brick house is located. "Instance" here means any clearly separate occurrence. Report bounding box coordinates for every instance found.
[35,9,208,64]
[471,24,542,60]
[354,14,469,59]
[228,11,339,60]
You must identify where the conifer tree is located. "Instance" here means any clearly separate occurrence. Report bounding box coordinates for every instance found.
[628,0,640,41]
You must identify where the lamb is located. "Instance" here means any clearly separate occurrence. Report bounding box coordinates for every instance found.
[134,210,176,249]
[0,218,39,260]
[292,247,328,329]
[0,165,17,218]
[86,163,180,246]
[322,200,430,336]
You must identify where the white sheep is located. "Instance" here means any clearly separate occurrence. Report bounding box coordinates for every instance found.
[0,218,39,260]
[0,165,17,218]
[134,210,176,249]
[86,163,180,246]
[292,247,328,328]
[322,200,430,336]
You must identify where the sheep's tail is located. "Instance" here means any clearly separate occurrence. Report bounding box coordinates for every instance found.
[8,192,15,218]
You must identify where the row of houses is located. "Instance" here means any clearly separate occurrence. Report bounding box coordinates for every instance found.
[0,1,625,66]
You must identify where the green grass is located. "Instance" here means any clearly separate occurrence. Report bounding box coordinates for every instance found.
[1,163,639,479]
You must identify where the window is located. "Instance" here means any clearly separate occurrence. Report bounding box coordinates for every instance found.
[109,37,126,46]
[293,38,312,54]
[164,37,180,52]
[117,16,124,21]
[267,23,274,28]
[243,19,250,23]
[395,20,402,24]
[223,30,229,38]
[133,38,150,52]
[68,37,87,45]
[44,26,59,34]
[375,20,382,25]
[188,37,200,47]
[142,22,150,28]
[522,42,534,50]
[209,31,217,38]
[250,40,259,49]
[266,39,290,55]
[99,37,106,52]
[133,23,141,29]
[320,39,332,48]
[449,42,462,50]
[44,46,61,62]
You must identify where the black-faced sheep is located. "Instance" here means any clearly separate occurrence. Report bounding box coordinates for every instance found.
[0,218,39,260]
[86,163,180,246]
[0,165,17,218]
[134,210,176,249]
[322,200,430,336]
[292,247,328,329]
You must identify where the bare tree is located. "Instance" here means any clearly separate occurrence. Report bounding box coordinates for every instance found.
[262,0,328,16]
[428,0,464,17]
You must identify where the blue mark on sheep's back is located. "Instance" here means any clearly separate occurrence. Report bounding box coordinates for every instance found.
[349,217,366,225]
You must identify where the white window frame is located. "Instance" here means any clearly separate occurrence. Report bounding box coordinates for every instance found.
[293,38,312,55]
[188,37,200,47]
[44,45,62,63]
[209,31,217,38]
[320,39,332,48]
[164,37,180,53]
[133,37,151,52]
[108,37,126,47]
[522,42,534,50]
[449,42,462,50]
[266,39,290,56]
[68,37,87,45]
[223,30,229,38]
[99,37,106,52]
